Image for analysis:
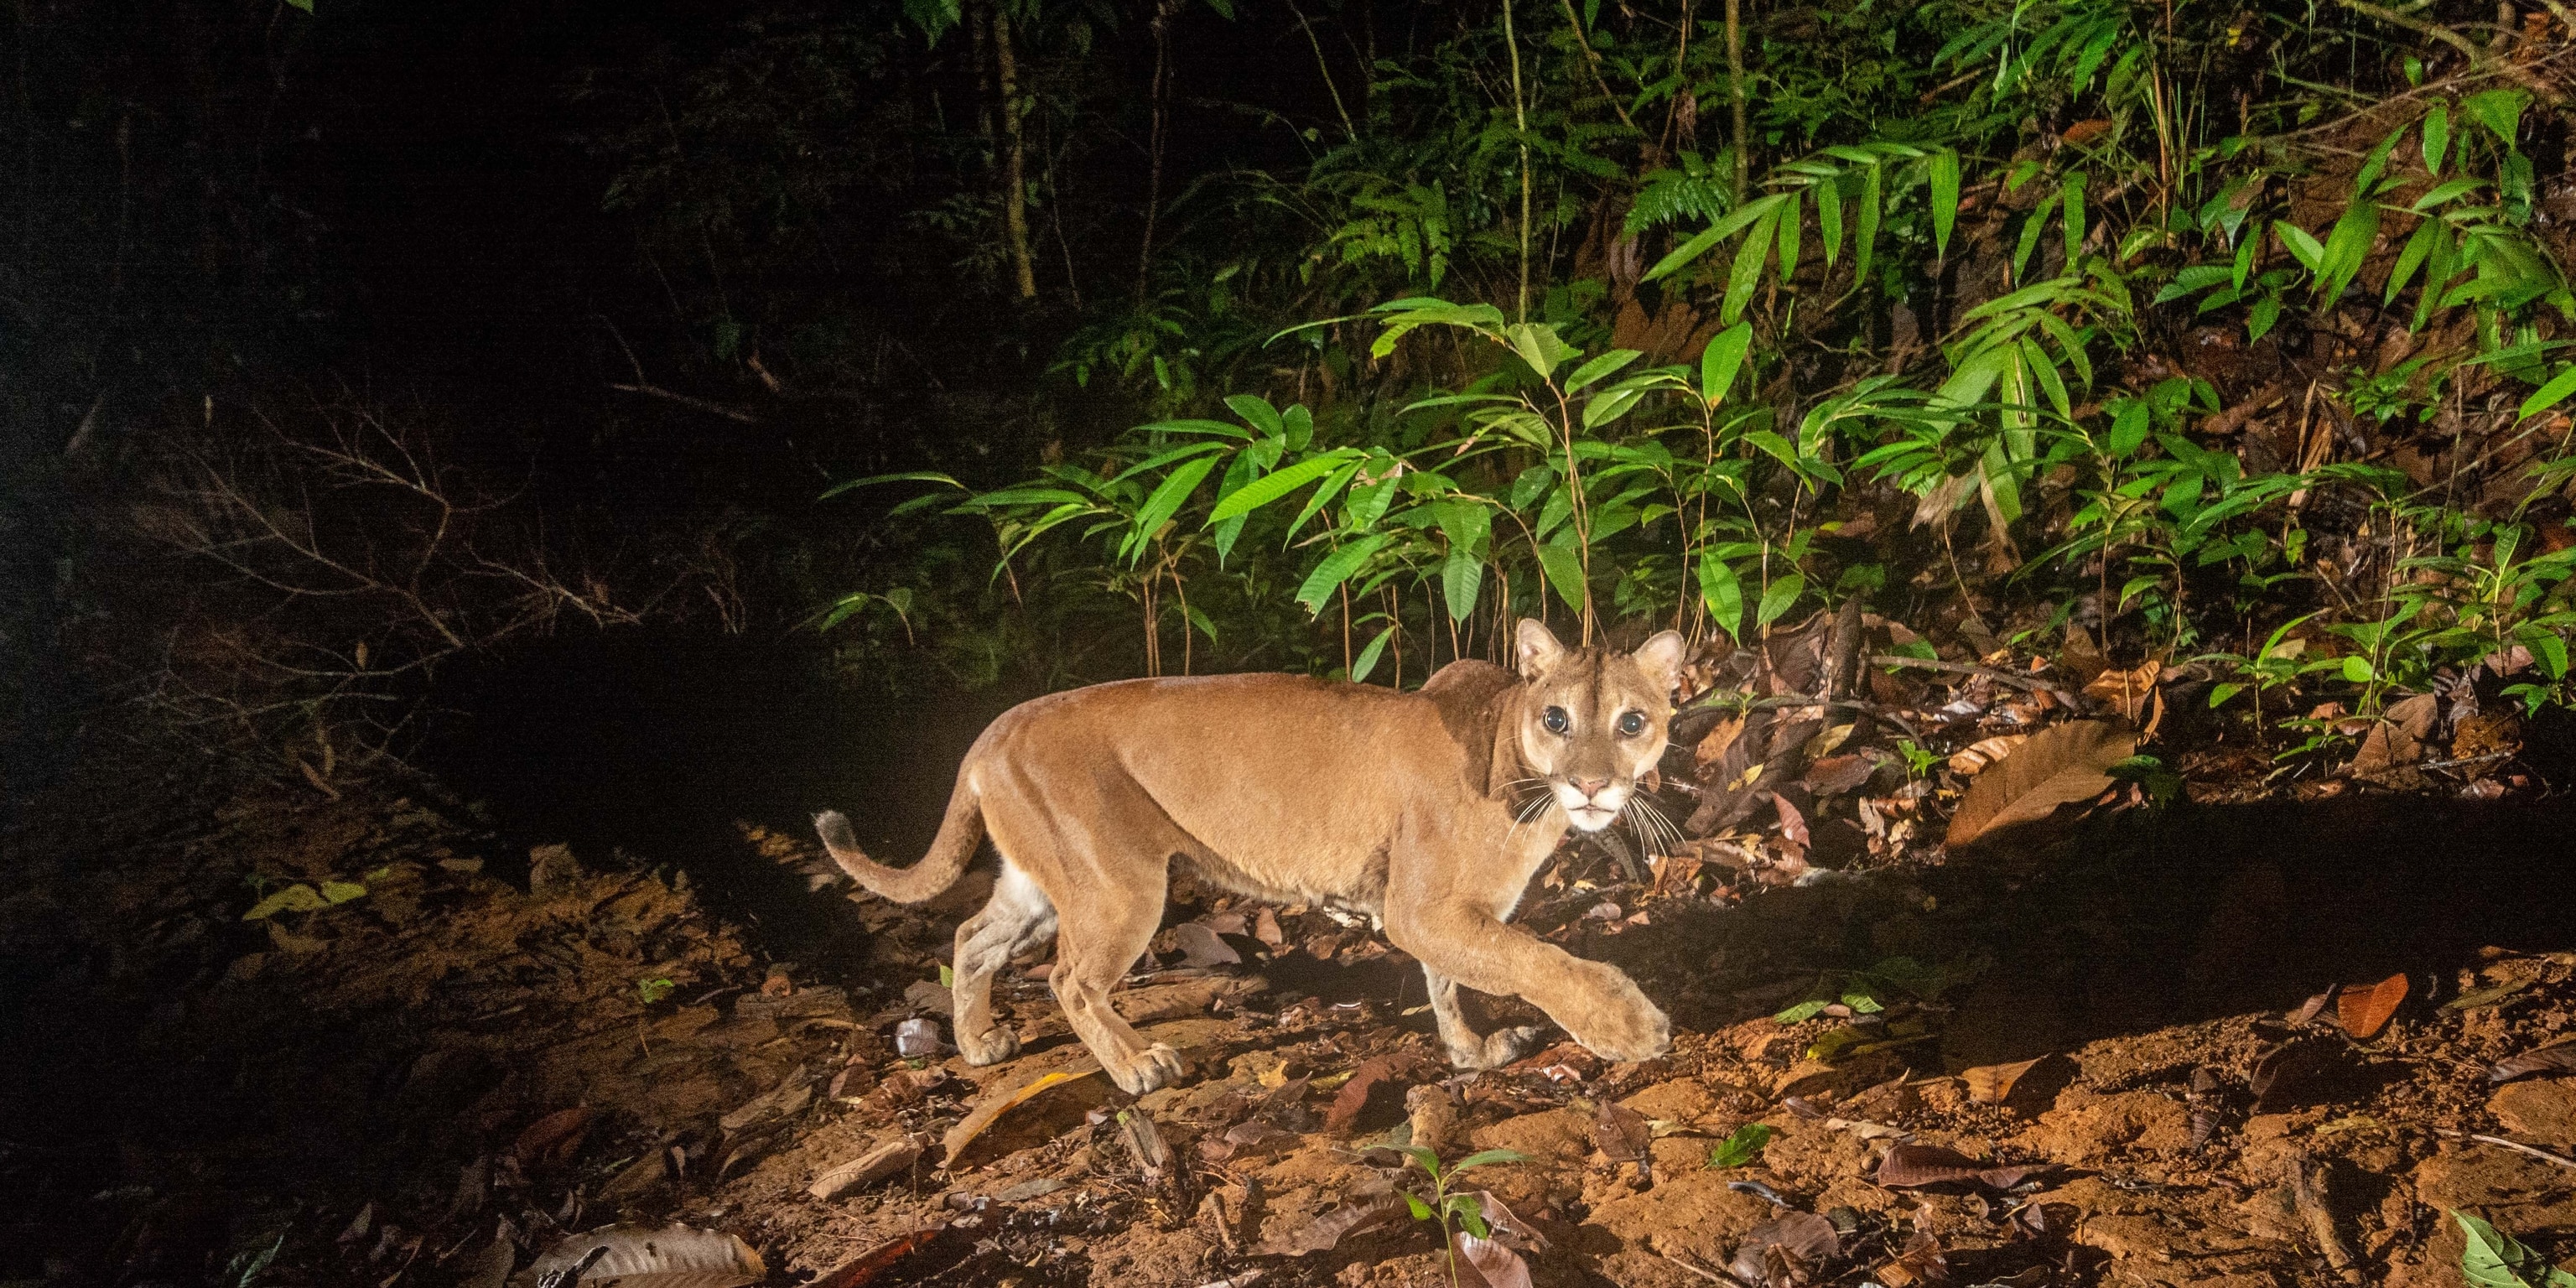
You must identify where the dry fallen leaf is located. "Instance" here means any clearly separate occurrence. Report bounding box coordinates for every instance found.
[514,1106,593,1170]
[1729,1210,1841,1285]
[1874,1143,2046,1191]
[1593,1098,1653,1166]
[1802,754,1873,796]
[2084,660,2163,725]
[1256,1196,1406,1256]
[1962,1056,2048,1105]
[1325,1057,1400,1134]
[1944,720,2137,849]
[1695,715,1748,771]
[802,1226,944,1288]
[941,1068,1101,1166]
[1455,1233,1534,1288]
[2251,1039,2345,1111]
[519,1223,765,1288]
[2490,1038,2576,1084]
[1947,735,2029,777]
[1171,922,1243,968]
[2335,973,2408,1040]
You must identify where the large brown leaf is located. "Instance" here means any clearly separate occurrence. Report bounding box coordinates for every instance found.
[1874,1143,2047,1191]
[2490,1037,2576,1083]
[1943,720,2136,849]
[519,1223,764,1288]
[1255,1195,1407,1256]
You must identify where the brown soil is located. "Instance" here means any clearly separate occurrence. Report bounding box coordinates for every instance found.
[9,770,2576,1288]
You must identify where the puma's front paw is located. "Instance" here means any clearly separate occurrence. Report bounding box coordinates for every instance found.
[1104,1041,1189,1095]
[1566,965,1670,1063]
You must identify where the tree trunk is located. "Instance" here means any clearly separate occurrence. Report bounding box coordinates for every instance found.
[993,5,1039,300]
[1137,0,1180,302]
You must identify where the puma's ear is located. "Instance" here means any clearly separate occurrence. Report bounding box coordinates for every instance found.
[1632,630,1688,693]
[1515,618,1569,679]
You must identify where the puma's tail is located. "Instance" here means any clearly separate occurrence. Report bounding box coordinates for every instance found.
[813,777,984,904]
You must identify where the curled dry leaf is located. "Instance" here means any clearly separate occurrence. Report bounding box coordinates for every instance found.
[1874,1143,2046,1191]
[1325,1057,1400,1135]
[1802,753,1873,797]
[1962,1056,2048,1106]
[1729,1210,1841,1285]
[941,1068,1100,1166]
[1947,735,2028,777]
[719,1074,812,1134]
[2083,660,2164,726]
[2289,989,2336,1026]
[1256,1194,1406,1256]
[2335,973,2409,1040]
[519,1223,765,1288]
[515,1107,594,1170]
[2490,1037,2576,1084]
[1944,720,2137,849]
[1594,1098,1653,1166]
[1454,1233,1535,1288]
[2251,1039,2345,1111]
[1476,1192,1550,1252]
[1171,922,1243,968]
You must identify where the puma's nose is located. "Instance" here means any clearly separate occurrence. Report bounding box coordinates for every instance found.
[1571,776,1611,798]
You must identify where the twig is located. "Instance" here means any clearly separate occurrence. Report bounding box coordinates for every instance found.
[1868,654,2081,706]
[2331,0,2480,58]
[1658,1249,1750,1286]
[2286,1152,2356,1272]
[605,382,760,423]
[2444,1130,2576,1171]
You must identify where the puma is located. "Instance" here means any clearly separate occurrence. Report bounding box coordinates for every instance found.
[814,619,1680,1094]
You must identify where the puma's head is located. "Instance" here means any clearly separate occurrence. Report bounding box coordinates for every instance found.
[1511,619,1687,833]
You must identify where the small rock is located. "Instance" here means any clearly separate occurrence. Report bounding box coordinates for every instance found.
[2490,1080,2576,1146]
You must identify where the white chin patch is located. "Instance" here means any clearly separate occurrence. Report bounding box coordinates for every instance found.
[1567,808,1618,832]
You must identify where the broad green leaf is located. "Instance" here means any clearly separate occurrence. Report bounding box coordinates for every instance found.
[1441,547,1484,621]
[1929,148,1961,257]
[1855,162,1884,284]
[2411,178,2484,212]
[1644,193,1793,282]
[1536,534,1587,612]
[1756,572,1807,627]
[1583,384,1649,428]
[2423,102,2451,175]
[1701,322,1753,407]
[2522,366,2576,420]
[2232,234,2257,290]
[1505,323,1579,380]
[1223,393,1284,437]
[2463,89,2529,149]
[1564,348,1643,392]
[1283,460,1363,544]
[1722,206,1783,325]
[1123,455,1220,560]
[1208,451,1356,522]
[320,880,368,905]
[1699,553,1744,640]
[2387,219,2443,304]
[1451,1149,1532,1172]
[1816,174,1845,266]
[1707,1123,1775,1168]
[1352,626,1395,683]
[2013,192,2060,280]
[821,469,963,501]
[2318,200,2381,301]
[1294,534,1393,615]
[2109,399,2151,457]
[2247,294,2282,344]
[2276,221,2326,276]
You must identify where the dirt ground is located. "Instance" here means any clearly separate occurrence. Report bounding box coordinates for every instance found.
[8,734,2576,1288]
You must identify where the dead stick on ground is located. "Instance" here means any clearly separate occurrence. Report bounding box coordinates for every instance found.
[2443,1129,2576,1171]
[2287,1152,2358,1275]
[1868,654,2082,705]
[1657,1249,1751,1286]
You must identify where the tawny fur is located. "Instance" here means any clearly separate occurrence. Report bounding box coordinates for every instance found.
[815,619,1681,1094]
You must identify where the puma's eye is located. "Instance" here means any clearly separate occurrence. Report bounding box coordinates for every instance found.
[1541,706,1570,735]
[1617,710,1648,736]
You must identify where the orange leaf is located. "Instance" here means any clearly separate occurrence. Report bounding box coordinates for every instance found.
[940,1068,1096,1166]
[2336,973,2408,1040]
[1962,1056,2046,1105]
[1947,735,2027,777]
[2083,660,2164,724]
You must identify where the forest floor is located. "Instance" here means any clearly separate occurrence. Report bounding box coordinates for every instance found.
[9,689,2576,1288]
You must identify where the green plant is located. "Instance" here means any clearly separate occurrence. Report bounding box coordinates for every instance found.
[1394,1145,1530,1287]
[636,978,677,1005]
[2454,1209,2576,1288]
[1707,1123,1774,1168]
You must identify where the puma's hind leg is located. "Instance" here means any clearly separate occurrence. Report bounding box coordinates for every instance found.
[1048,886,1187,1095]
[1423,966,1545,1069]
[948,862,1057,1066]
